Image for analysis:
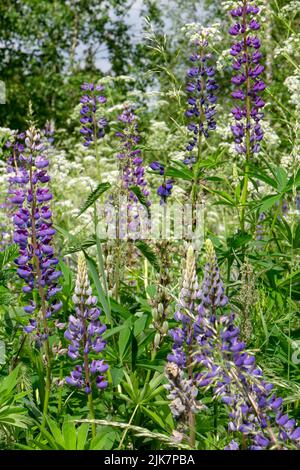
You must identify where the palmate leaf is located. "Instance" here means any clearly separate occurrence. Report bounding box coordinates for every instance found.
[84,250,112,325]
[0,244,19,269]
[0,286,16,306]
[64,236,97,254]
[135,240,160,271]
[76,182,111,217]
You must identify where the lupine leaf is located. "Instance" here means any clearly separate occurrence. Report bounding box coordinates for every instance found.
[76,182,111,217]
[84,251,111,325]
[135,240,159,271]
[0,244,19,269]
[129,185,151,216]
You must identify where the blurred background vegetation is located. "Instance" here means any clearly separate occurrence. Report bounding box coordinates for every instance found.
[0,0,294,130]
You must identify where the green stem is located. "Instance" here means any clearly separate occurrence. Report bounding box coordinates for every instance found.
[187,326,196,448]
[57,361,63,415]
[118,403,139,449]
[88,393,96,438]
[42,361,51,429]
[29,160,52,432]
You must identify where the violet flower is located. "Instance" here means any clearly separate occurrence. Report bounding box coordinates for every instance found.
[194,239,300,450]
[149,161,173,205]
[184,35,218,167]
[80,82,107,147]
[115,106,151,240]
[9,127,62,341]
[229,1,265,156]
[165,362,198,434]
[168,245,201,368]
[166,245,202,443]
[116,106,150,204]
[65,253,108,393]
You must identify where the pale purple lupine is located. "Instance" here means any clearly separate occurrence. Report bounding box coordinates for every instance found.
[194,240,300,450]
[115,105,151,239]
[79,82,107,147]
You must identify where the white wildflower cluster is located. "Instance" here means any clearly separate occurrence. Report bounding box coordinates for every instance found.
[216,48,232,73]
[260,120,281,149]
[98,75,136,86]
[280,1,300,17]
[284,74,300,110]
[181,22,222,45]
[215,114,237,157]
[274,34,300,59]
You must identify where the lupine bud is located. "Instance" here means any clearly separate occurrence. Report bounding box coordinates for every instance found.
[162,321,169,335]
[154,332,161,349]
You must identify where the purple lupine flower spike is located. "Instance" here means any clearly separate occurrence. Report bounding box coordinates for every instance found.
[115,105,151,239]
[166,245,204,441]
[65,253,108,393]
[116,106,150,205]
[195,240,300,450]
[229,1,265,156]
[184,33,218,167]
[9,127,62,341]
[80,82,107,147]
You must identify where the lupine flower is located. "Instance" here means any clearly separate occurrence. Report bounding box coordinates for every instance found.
[65,253,108,394]
[184,32,218,166]
[157,180,174,205]
[165,362,198,434]
[79,82,107,147]
[229,1,265,156]
[194,239,300,450]
[166,245,203,444]
[116,106,150,204]
[167,245,200,368]
[42,120,55,145]
[148,160,174,205]
[149,161,165,175]
[9,127,62,341]
[115,105,151,240]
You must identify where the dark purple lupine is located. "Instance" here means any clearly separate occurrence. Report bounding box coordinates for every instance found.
[9,127,62,342]
[229,1,265,157]
[194,240,300,450]
[65,253,108,394]
[149,161,173,205]
[79,82,107,147]
[184,35,218,167]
